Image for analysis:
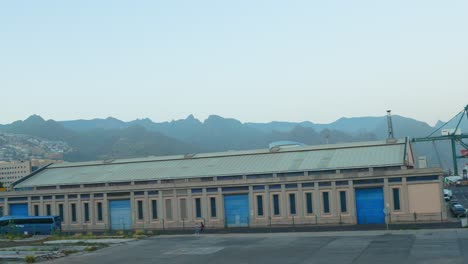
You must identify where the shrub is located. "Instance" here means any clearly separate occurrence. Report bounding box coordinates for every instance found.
[135,230,145,236]
[85,246,98,252]
[25,255,36,263]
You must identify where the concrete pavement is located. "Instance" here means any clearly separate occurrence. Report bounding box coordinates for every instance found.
[44,229,468,264]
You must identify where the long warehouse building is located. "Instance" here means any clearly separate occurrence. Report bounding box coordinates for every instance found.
[1,138,446,231]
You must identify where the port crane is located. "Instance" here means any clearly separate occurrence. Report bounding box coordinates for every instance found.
[411,105,468,176]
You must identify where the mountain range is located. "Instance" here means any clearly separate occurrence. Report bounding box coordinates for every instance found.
[1,113,467,173]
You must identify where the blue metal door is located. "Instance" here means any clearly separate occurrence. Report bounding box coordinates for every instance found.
[224,194,249,227]
[9,203,28,216]
[355,188,385,224]
[109,200,132,230]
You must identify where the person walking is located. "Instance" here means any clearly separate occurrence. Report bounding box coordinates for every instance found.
[200,222,205,233]
[194,223,200,236]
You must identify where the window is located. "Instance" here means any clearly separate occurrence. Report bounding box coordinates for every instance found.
[58,204,64,221]
[0,206,3,217]
[191,188,202,194]
[221,186,249,192]
[218,175,243,181]
[137,201,144,220]
[406,175,438,182]
[393,188,401,210]
[46,204,51,216]
[253,185,265,191]
[353,179,384,185]
[273,194,280,216]
[322,192,330,214]
[8,197,27,202]
[151,200,158,220]
[205,197,215,218]
[389,177,402,183]
[84,203,90,222]
[339,191,347,213]
[165,199,172,220]
[256,195,264,217]
[247,174,273,179]
[195,198,202,218]
[305,193,313,214]
[71,204,77,222]
[34,205,39,216]
[97,202,103,221]
[336,181,348,186]
[278,172,304,178]
[289,193,297,215]
[180,199,187,219]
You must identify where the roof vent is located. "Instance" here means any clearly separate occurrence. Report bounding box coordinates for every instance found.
[269,147,281,152]
[184,153,196,159]
[269,141,305,149]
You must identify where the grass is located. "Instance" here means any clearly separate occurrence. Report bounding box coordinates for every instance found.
[0,233,27,241]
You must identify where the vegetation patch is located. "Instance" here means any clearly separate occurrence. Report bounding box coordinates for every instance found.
[25,255,36,263]
[85,246,98,252]
[62,249,79,256]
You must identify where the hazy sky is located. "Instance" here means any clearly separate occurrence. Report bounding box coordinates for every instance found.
[1,0,467,125]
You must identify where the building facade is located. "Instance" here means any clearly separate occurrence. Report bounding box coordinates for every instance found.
[1,139,446,231]
[0,161,31,189]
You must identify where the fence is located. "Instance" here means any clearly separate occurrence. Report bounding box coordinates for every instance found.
[45,211,453,234]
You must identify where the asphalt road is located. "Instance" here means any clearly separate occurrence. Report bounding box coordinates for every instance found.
[44,229,468,264]
[450,186,468,208]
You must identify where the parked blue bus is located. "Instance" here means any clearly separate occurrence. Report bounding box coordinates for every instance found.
[0,216,62,235]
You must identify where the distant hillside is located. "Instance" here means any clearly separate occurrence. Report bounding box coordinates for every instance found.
[61,117,128,132]
[1,112,466,173]
[60,114,380,151]
[0,116,198,161]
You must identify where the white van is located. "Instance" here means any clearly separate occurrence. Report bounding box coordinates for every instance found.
[444,189,453,201]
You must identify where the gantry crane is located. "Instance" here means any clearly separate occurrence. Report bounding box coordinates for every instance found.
[411,105,468,176]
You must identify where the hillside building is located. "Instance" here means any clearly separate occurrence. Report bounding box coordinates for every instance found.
[0,161,31,189]
[1,139,446,231]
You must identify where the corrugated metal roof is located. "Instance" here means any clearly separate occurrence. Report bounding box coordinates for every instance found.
[14,139,407,188]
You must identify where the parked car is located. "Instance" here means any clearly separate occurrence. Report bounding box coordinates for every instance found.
[444,189,453,201]
[450,203,467,217]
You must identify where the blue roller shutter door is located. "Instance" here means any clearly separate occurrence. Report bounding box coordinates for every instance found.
[224,194,249,227]
[355,188,385,224]
[9,204,29,216]
[109,200,132,230]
